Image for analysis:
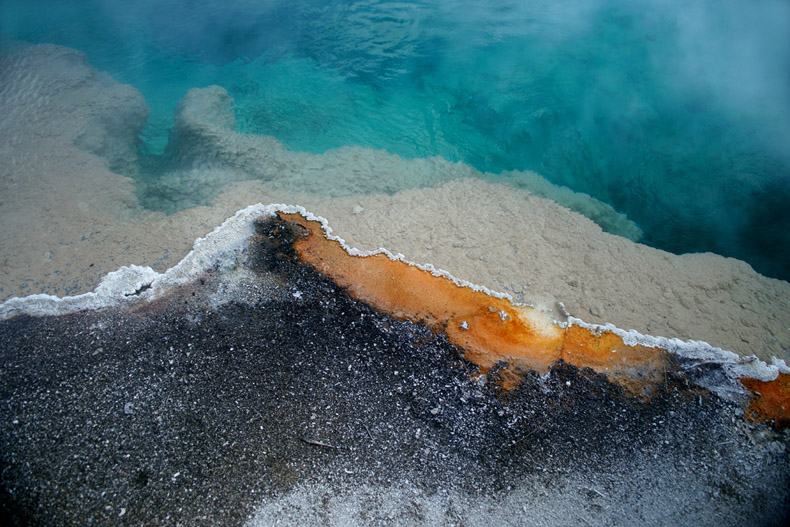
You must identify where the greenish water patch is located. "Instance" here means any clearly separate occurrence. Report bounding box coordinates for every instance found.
[2,0,789,279]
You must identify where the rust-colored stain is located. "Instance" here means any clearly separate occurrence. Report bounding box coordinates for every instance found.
[741,373,790,429]
[280,212,564,376]
[561,324,671,396]
[276,212,789,427]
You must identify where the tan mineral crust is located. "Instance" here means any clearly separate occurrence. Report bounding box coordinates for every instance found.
[1,42,789,370]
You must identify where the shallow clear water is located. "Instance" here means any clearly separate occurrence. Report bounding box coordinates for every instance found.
[2,0,789,279]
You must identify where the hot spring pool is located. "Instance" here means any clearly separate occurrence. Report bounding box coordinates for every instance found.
[1,0,789,279]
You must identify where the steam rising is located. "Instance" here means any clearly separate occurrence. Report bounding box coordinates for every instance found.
[1,0,789,278]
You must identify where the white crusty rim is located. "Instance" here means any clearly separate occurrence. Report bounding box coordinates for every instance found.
[2,204,787,384]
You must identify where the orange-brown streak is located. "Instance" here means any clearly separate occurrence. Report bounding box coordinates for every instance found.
[278,212,789,427]
[741,373,790,429]
[281,212,564,374]
[561,325,671,396]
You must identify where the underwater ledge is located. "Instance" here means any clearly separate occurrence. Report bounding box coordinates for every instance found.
[3,43,789,366]
[1,204,788,525]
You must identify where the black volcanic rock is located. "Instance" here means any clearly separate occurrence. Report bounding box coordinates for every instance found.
[0,218,788,527]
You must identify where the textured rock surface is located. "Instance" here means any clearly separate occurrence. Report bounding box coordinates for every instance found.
[1,219,788,526]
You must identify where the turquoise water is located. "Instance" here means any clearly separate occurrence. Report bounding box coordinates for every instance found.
[2,0,789,280]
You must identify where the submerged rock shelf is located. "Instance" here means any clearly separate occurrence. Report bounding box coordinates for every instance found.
[3,43,789,367]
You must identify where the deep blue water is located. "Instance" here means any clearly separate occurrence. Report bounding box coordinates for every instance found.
[2,0,789,280]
